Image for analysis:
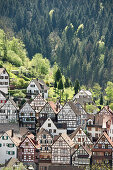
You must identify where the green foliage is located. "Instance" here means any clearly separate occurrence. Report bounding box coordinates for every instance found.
[54,80,57,89]
[65,77,70,88]
[13,90,26,98]
[2,163,26,170]
[0,1,113,85]
[88,162,111,170]
[100,93,103,105]
[55,68,62,82]
[92,83,102,100]
[58,78,64,90]
[105,81,113,103]
[74,79,80,95]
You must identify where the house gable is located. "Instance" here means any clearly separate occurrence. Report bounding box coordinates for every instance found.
[94,133,113,149]
[19,102,35,114]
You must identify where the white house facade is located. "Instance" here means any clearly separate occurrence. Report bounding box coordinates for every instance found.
[0,130,20,164]
[40,118,67,136]
[0,68,9,94]
[27,79,49,99]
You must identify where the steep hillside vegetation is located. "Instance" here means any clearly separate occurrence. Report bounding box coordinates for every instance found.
[0,0,113,86]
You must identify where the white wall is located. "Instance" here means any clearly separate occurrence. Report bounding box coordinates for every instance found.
[40,118,67,136]
[0,133,17,164]
[0,71,9,94]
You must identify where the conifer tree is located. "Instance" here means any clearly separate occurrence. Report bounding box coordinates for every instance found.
[74,79,80,95]
[100,94,103,105]
[55,68,62,82]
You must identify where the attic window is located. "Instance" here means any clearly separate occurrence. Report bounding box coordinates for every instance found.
[48,123,51,127]
[3,70,5,74]
[30,84,35,87]
[25,142,28,146]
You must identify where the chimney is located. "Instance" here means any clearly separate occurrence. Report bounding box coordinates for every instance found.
[11,129,14,138]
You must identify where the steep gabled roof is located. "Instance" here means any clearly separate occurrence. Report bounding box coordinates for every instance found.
[68,101,81,115]
[73,145,92,157]
[0,97,18,109]
[94,132,113,148]
[39,101,56,114]
[37,128,53,138]
[61,133,75,148]
[33,79,49,91]
[30,93,47,104]
[19,135,40,149]
[5,130,21,147]
[0,67,9,75]
[19,101,36,113]
[73,89,92,101]
[69,126,82,139]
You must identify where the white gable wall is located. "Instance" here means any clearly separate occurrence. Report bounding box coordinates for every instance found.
[0,133,17,164]
[40,118,66,136]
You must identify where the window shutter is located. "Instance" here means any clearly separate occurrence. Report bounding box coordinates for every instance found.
[0,144,2,147]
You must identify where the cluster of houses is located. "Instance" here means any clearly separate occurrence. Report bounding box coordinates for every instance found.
[0,67,113,169]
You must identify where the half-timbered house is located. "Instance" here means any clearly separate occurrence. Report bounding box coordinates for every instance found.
[69,127,93,149]
[73,89,92,105]
[0,67,9,94]
[74,102,87,128]
[0,98,18,123]
[30,94,47,118]
[37,128,53,160]
[0,130,21,164]
[52,133,75,165]
[39,102,56,127]
[40,118,67,136]
[19,102,36,134]
[72,145,92,168]
[27,78,49,99]
[57,101,79,133]
[18,135,40,164]
[92,132,113,167]
[86,106,113,142]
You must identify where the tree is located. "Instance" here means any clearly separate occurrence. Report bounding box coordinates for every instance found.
[58,78,64,99]
[92,83,102,100]
[54,80,57,92]
[100,93,103,105]
[74,80,80,95]
[65,77,70,88]
[55,68,62,82]
[105,81,113,103]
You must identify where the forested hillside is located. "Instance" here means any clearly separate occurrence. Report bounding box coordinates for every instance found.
[0,0,113,87]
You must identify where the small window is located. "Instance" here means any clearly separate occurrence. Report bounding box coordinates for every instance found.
[95,127,98,131]
[88,127,92,131]
[48,123,51,127]
[105,144,108,149]
[78,138,81,142]
[43,134,46,139]
[25,142,28,146]
[30,113,33,116]
[54,129,56,133]
[98,144,102,148]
